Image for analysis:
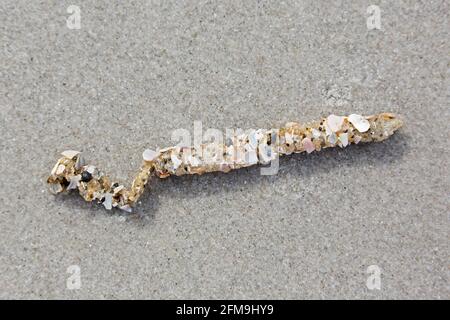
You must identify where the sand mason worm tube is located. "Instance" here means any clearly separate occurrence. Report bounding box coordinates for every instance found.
[47,113,403,212]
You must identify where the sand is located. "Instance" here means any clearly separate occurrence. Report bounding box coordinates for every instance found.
[0,0,448,299]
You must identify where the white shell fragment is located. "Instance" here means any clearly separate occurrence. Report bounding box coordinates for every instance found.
[245,145,258,165]
[328,132,338,145]
[348,114,370,133]
[74,154,85,170]
[248,131,258,149]
[119,205,133,213]
[113,185,124,194]
[103,193,113,210]
[61,150,80,159]
[171,154,182,169]
[86,165,96,174]
[312,129,321,139]
[67,175,81,190]
[188,155,200,167]
[285,132,294,145]
[326,115,345,133]
[56,164,65,175]
[258,144,273,163]
[339,133,349,147]
[51,162,60,175]
[142,149,159,162]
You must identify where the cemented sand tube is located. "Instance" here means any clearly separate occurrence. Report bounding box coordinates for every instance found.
[47,113,403,212]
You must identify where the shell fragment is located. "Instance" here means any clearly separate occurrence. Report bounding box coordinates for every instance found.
[348,114,370,133]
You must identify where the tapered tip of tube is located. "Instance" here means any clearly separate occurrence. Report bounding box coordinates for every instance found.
[364,113,403,141]
[379,112,403,132]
